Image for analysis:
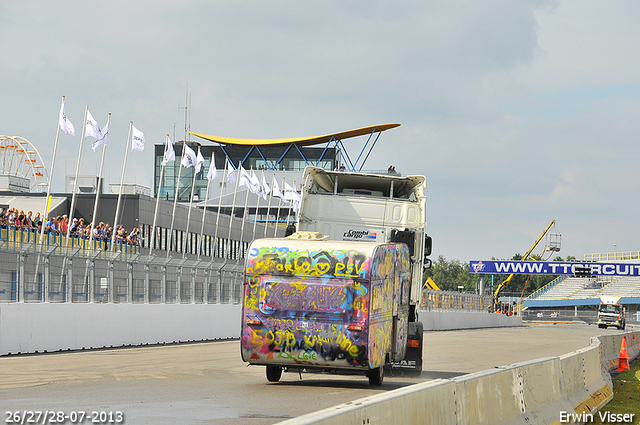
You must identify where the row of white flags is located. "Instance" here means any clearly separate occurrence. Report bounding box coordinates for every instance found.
[161,138,301,211]
[224,160,301,210]
[59,99,145,152]
[61,98,300,211]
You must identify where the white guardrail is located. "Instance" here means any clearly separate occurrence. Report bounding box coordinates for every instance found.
[276,330,640,425]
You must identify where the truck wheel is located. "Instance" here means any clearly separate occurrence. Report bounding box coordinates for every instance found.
[368,367,384,386]
[621,322,626,330]
[266,366,282,382]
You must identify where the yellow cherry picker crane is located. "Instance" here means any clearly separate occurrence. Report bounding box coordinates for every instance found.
[493,220,561,309]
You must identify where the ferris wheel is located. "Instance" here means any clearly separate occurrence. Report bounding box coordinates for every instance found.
[0,135,49,192]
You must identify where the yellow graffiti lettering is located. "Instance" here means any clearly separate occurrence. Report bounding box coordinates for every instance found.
[337,333,360,358]
[264,330,275,344]
[251,329,265,346]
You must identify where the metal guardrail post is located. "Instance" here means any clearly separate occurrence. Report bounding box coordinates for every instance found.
[87,250,102,303]
[107,251,121,303]
[143,255,154,304]
[203,260,215,304]
[67,246,81,302]
[127,254,139,303]
[176,260,183,303]
[87,258,94,303]
[43,245,57,303]
[18,251,26,303]
[161,256,171,304]
[67,255,73,302]
[127,261,133,303]
[191,259,201,304]
[217,260,227,303]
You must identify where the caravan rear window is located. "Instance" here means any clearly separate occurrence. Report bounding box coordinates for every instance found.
[258,276,361,316]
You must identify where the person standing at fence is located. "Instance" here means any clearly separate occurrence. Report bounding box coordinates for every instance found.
[7,208,16,227]
[70,218,79,235]
[33,212,42,229]
[17,210,26,227]
[60,215,69,235]
[26,211,34,228]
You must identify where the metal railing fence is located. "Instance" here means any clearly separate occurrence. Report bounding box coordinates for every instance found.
[0,240,243,305]
[420,289,493,312]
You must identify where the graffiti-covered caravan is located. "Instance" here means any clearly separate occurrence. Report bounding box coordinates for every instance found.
[241,237,411,386]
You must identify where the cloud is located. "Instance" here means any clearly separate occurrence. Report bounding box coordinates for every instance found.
[2,0,640,262]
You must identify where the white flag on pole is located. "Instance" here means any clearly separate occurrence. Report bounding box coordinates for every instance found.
[249,169,261,194]
[195,149,205,173]
[161,137,175,165]
[59,99,75,135]
[260,173,270,200]
[226,160,236,182]
[272,178,283,199]
[239,165,252,190]
[283,181,298,202]
[181,144,197,168]
[85,110,102,140]
[132,125,145,151]
[91,118,109,151]
[207,153,218,181]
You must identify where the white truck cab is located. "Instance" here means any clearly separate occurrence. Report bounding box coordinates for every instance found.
[597,296,626,330]
[297,166,432,317]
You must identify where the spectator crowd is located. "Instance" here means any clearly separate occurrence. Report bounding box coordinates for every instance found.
[0,207,141,246]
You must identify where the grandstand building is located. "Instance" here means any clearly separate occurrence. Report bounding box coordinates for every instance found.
[522,262,640,324]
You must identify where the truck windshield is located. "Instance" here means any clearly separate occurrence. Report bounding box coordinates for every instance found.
[258,276,360,316]
[599,304,619,313]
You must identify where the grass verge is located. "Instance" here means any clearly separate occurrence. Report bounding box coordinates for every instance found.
[592,358,639,424]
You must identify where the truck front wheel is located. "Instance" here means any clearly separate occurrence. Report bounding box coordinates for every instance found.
[266,366,282,382]
[368,367,384,386]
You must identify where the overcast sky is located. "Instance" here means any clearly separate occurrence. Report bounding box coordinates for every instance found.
[2,1,640,263]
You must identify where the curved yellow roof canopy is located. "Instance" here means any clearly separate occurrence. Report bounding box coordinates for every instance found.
[190,123,400,147]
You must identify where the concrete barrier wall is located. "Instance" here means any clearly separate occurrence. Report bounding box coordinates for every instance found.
[277,330,640,425]
[419,310,522,330]
[0,306,520,357]
[0,303,242,355]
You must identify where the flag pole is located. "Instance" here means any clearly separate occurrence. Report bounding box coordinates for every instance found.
[88,113,110,251]
[226,161,241,259]
[263,173,275,238]
[251,170,263,241]
[182,145,200,258]
[41,96,66,247]
[238,168,253,259]
[150,134,170,257]
[111,121,133,251]
[197,153,215,260]
[212,156,229,258]
[167,141,186,257]
[284,180,294,229]
[274,177,285,237]
[65,105,89,246]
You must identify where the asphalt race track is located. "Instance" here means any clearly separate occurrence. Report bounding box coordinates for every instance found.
[0,323,618,425]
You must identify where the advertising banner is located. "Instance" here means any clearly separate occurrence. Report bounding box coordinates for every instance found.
[469,260,640,277]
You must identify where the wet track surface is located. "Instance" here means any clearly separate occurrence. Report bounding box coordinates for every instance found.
[0,323,622,424]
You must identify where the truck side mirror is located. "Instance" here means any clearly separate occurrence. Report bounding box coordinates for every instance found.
[424,235,432,257]
[423,258,432,270]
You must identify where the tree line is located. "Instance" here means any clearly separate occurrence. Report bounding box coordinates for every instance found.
[424,254,577,297]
